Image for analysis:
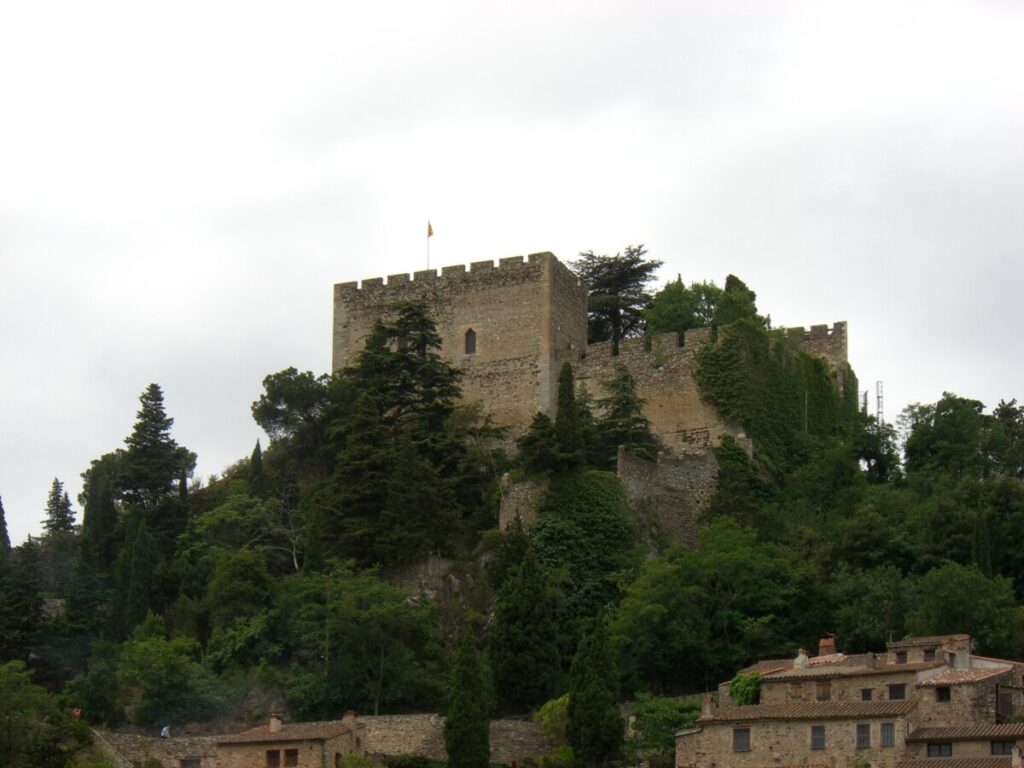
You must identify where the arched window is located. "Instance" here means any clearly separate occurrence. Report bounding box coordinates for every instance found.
[465,328,477,355]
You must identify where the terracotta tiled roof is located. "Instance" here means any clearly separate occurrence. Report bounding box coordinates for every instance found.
[699,700,915,723]
[918,666,1011,685]
[895,760,1010,768]
[219,720,356,745]
[764,660,944,680]
[888,634,970,649]
[906,724,1024,741]
[736,658,794,676]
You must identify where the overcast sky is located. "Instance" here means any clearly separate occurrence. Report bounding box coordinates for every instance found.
[1,0,1021,545]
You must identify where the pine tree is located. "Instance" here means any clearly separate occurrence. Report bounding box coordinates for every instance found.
[0,541,43,661]
[517,413,559,474]
[0,496,10,560]
[595,364,658,467]
[554,363,583,469]
[43,478,75,535]
[248,441,266,498]
[567,622,624,768]
[490,550,561,711]
[122,383,196,513]
[444,633,491,768]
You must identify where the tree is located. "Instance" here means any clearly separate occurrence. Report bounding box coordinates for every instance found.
[79,453,122,574]
[626,693,700,767]
[113,513,158,636]
[570,246,662,350]
[122,384,195,512]
[713,274,762,327]
[908,561,1019,657]
[0,542,43,662]
[0,497,10,560]
[252,367,333,442]
[0,660,90,768]
[490,550,561,712]
[279,565,443,718]
[566,622,623,768]
[248,440,266,497]
[594,364,658,466]
[517,413,559,474]
[444,633,491,768]
[554,363,583,469]
[117,613,225,726]
[42,479,75,535]
[645,277,722,336]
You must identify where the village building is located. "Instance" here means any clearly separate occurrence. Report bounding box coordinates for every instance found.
[676,634,1024,768]
[211,711,366,768]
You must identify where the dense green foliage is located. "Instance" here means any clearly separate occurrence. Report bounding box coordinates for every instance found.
[729,672,760,705]
[626,693,700,767]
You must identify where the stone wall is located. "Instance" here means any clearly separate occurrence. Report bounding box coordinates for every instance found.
[498,475,549,530]
[677,716,910,768]
[333,252,588,431]
[363,714,555,764]
[92,731,219,768]
[761,670,929,706]
[615,448,718,547]
[914,675,1007,728]
[577,329,750,457]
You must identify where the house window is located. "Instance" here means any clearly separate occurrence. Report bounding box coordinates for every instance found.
[810,725,826,749]
[856,724,871,748]
[267,750,281,768]
[881,722,895,747]
[285,749,299,767]
[993,742,1015,755]
[732,728,751,752]
[789,682,802,698]
[927,743,953,757]
[816,680,831,700]
[336,754,343,768]
[464,329,476,354]
[888,683,906,700]
[861,688,873,701]
[180,761,201,768]
[924,648,936,661]
[896,651,907,663]
[936,686,951,702]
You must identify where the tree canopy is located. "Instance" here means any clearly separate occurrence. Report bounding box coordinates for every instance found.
[570,245,662,350]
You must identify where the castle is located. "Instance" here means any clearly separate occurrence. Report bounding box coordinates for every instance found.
[332,250,848,456]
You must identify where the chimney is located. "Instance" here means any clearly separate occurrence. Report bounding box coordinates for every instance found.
[702,694,716,718]
[818,634,837,657]
[270,713,282,733]
[343,710,357,726]
[795,649,809,669]
[1012,742,1023,768]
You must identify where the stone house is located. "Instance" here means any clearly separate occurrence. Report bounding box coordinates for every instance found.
[212,712,366,768]
[676,634,1024,768]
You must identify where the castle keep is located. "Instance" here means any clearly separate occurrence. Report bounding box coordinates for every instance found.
[332,250,848,456]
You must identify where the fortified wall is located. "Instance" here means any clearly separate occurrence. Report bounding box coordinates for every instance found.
[333,252,587,430]
[334,252,848,544]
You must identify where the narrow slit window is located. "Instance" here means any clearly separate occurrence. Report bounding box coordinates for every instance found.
[465,328,477,354]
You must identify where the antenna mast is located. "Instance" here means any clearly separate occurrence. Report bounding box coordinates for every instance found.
[876,381,885,426]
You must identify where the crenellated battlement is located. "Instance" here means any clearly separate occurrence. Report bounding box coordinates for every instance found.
[583,327,714,361]
[784,321,848,370]
[334,252,562,294]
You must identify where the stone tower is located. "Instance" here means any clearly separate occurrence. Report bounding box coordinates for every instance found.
[332,252,588,429]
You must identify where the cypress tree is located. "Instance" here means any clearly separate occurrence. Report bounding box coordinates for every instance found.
[43,478,75,535]
[555,363,583,468]
[80,454,121,574]
[248,441,266,497]
[490,550,561,711]
[113,513,158,636]
[567,622,624,768]
[0,496,10,560]
[518,413,559,474]
[444,632,491,768]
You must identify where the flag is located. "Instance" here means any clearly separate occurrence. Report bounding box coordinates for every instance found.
[427,220,433,238]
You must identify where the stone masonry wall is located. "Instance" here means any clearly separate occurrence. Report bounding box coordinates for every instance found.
[498,475,549,530]
[761,670,929,706]
[677,716,910,768]
[333,252,587,431]
[615,448,718,547]
[578,328,750,457]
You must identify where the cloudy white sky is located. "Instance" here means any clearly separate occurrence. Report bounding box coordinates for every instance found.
[1,0,1022,545]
